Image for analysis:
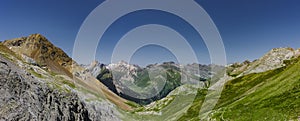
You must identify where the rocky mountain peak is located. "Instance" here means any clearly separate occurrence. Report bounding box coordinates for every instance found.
[258,47,298,65]
[2,34,74,77]
[90,60,100,67]
[107,61,141,72]
[82,60,105,77]
[228,47,300,76]
[4,34,49,48]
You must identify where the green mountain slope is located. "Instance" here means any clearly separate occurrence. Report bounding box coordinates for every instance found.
[179,57,300,120]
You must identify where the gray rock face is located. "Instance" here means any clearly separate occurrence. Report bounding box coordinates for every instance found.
[82,61,105,77]
[0,56,89,121]
[21,54,36,65]
[0,56,120,121]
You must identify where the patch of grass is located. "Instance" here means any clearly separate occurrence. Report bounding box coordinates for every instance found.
[47,81,69,93]
[177,89,208,121]
[125,101,141,108]
[61,80,75,88]
[210,58,300,120]
[0,43,23,61]
[176,57,300,120]
[28,68,44,78]
[216,67,285,109]
[49,71,58,76]
[119,88,198,121]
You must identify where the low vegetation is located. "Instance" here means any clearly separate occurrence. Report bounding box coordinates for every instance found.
[179,57,300,120]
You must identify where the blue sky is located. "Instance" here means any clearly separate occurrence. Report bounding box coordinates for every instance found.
[1,0,300,66]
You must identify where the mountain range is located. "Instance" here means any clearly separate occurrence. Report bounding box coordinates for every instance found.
[0,34,299,120]
[83,60,224,105]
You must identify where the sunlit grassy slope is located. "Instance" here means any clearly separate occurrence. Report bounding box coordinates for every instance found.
[179,57,300,120]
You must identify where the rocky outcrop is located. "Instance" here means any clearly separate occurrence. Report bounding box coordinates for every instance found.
[82,61,105,77]
[227,47,300,77]
[0,54,120,121]
[0,55,88,120]
[1,34,129,121]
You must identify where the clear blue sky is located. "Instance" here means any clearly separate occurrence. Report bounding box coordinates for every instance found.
[1,0,300,66]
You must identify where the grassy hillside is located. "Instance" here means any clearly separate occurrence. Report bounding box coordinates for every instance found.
[119,84,200,121]
[179,57,300,120]
[0,42,22,61]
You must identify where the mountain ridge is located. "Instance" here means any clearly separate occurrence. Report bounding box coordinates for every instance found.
[1,34,299,120]
[227,47,300,77]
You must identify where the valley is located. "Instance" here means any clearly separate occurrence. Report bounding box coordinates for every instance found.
[0,34,299,120]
